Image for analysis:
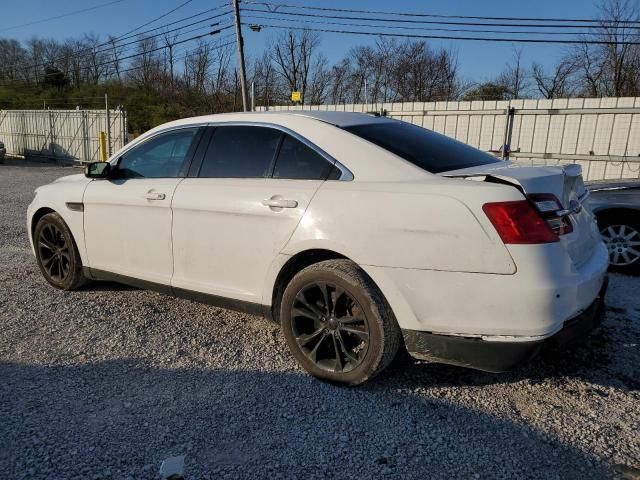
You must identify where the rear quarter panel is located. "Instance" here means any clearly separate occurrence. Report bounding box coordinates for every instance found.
[283,178,522,274]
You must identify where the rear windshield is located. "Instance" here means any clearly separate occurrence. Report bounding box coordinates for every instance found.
[342,121,500,174]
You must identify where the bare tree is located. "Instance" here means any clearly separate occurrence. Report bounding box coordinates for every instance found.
[0,39,27,82]
[329,58,351,104]
[127,35,162,87]
[597,0,640,96]
[108,35,126,82]
[571,0,640,97]
[24,37,46,84]
[82,34,108,84]
[163,31,180,87]
[270,30,320,105]
[347,45,374,103]
[183,40,211,93]
[370,38,397,103]
[306,53,331,104]
[498,47,529,99]
[531,60,577,99]
[252,50,277,108]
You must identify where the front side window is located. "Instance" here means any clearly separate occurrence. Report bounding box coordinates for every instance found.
[272,135,335,180]
[342,121,500,174]
[117,128,198,178]
[199,126,282,178]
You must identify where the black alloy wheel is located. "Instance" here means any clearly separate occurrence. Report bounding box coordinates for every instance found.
[280,259,401,385]
[291,281,370,374]
[38,222,71,282]
[34,213,87,290]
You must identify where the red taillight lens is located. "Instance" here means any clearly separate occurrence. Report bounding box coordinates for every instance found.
[483,201,559,244]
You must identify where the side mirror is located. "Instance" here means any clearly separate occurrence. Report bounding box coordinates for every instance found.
[85,161,111,179]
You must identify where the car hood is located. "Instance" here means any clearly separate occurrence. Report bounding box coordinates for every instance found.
[51,173,86,184]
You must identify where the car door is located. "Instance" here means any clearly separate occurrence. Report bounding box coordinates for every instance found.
[83,126,201,286]
[171,124,340,305]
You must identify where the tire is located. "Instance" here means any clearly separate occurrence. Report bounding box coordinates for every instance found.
[34,212,87,290]
[597,212,640,275]
[280,259,401,385]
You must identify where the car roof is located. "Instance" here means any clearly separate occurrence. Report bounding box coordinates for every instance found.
[153,111,395,132]
[262,110,393,127]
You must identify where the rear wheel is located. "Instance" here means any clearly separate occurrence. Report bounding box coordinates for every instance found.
[280,259,401,385]
[598,213,640,274]
[34,213,87,290]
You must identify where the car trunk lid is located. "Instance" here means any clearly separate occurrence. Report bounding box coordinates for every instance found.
[442,162,601,267]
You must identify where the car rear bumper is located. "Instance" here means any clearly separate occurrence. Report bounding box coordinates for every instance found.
[402,277,608,372]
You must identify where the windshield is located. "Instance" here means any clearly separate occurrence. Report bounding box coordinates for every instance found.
[342,121,501,174]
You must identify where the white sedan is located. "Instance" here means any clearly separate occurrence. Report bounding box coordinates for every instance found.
[27,112,609,385]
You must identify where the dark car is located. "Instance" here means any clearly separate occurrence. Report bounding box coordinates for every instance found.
[0,141,5,163]
[588,179,640,274]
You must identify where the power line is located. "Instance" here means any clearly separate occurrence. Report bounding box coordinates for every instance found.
[240,1,640,26]
[113,0,195,40]
[118,38,235,76]
[241,7,640,29]
[0,28,234,87]
[60,27,234,73]
[244,22,640,45]
[0,0,126,33]
[242,14,640,37]
[108,6,232,45]
[1,10,233,80]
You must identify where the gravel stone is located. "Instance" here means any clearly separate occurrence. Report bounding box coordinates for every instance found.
[0,159,639,479]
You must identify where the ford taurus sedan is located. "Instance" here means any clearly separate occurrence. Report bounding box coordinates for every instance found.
[27,112,609,385]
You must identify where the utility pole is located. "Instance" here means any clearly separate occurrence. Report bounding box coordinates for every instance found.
[232,0,249,112]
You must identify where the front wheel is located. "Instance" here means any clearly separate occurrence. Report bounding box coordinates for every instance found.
[34,212,87,290]
[280,259,401,385]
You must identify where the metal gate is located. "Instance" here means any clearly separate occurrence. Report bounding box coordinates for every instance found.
[0,108,127,164]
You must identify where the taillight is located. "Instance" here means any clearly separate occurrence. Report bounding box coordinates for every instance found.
[528,193,573,235]
[483,201,559,244]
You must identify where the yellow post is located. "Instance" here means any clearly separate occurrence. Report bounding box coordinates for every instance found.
[99,131,107,161]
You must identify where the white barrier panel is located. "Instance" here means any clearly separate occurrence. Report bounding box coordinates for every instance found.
[0,109,127,164]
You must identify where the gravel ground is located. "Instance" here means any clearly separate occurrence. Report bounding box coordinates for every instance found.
[0,159,638,480]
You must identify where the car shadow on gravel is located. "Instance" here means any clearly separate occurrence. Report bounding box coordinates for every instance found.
[0,359,610,479]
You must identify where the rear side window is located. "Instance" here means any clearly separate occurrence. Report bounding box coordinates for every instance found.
[342,121,500,174]
[199,126,282,178]
[273,135,334,180]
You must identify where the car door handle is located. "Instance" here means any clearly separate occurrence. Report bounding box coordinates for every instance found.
[262,197,298,209]
[143,192,166,200]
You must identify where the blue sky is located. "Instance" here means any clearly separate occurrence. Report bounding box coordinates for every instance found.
[0,0,606,82]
